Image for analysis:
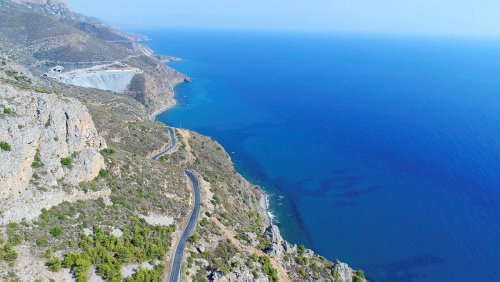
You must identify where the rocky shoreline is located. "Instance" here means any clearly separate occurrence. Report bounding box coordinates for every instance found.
[152,74,364,281]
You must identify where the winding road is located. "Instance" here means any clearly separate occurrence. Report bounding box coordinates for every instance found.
[150,126,201,281]
[168,170,201,282]
[152,127,177,160]
[151,127,287,281]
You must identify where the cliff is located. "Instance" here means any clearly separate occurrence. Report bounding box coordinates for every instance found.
[0,63,106,199]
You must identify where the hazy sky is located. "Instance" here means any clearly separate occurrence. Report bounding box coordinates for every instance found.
[70,0,500,37]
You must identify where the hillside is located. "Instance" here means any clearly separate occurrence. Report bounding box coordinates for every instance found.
[0,1,366,281]
[0,0,186,111]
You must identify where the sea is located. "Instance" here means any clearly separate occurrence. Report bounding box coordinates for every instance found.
[141,29,500,281]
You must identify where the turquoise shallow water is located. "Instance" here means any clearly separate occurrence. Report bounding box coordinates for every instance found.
[143,30,500,281]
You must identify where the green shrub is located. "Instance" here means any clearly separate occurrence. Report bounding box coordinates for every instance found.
[259,255,279,281]
[47,257,62,272]
[50,226,63,237]
[207,240,238,275]
[36,236,49,246]
[40,208,50,222]
[3,107,13,114]
[333,269,341,282]
[7,234,22,246]
[60,157,72,168]
[43,248,53,260]
[35,87,50,94]
[125,266,164,282]
[257,236,271,251]
[353,269,365,282]
[188,232,201,244]
[3,245,18,261]
[298,267,307,277]
[101,148,116,155]
[295,255,308,265]
[4,70,18,79]
[298,244,306,255]
[355,269,365,278]
[98,169,109,177]
[353,276,364,282]
[63,252,92,282]
[32,150,42,168]
[0,141,11,151]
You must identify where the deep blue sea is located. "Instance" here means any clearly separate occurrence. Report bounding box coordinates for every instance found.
[143,30,500,281]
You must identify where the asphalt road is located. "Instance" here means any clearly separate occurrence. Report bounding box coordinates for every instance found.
[168,170,201,282]
[151,127,177,160]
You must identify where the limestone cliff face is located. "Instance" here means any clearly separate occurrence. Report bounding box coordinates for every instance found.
[0,84,106,198]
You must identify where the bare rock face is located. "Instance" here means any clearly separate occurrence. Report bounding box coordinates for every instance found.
[0,84,106,198]
[263,224,286,259]
[11,0,68,8]
[334,262,354,282]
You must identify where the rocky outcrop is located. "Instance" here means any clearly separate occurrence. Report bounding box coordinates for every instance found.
[263,224,286,258]
[0,83,106,198]
[334,262,354,282]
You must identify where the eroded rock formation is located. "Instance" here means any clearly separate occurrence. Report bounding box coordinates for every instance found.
[0,83,106,198]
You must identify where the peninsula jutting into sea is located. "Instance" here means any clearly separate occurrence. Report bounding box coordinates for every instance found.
[0,0,365,281]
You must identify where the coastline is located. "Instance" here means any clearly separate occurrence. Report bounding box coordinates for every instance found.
[150,100,177,121]
[151,69,277,226]
[150,89,178,121]
[0,2,367,279]
[143,40,363,281]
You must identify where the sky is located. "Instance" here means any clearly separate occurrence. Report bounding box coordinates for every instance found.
[69,0,500,37]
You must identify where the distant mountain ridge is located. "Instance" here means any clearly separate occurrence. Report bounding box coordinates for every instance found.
[9,0,68,17]
[0,0,186,112]
[11,0,67,6]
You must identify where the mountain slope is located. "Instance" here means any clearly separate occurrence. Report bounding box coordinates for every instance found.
[0,0,186,112]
